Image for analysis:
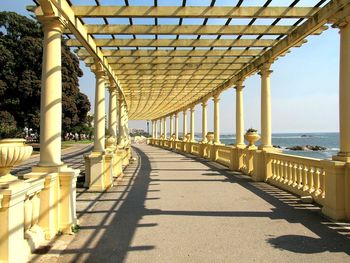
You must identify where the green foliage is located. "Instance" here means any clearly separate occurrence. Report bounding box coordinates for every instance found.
[0,111,24,138]
[0,12,91,138]
[246,128,258,133]
[71,224,80,233]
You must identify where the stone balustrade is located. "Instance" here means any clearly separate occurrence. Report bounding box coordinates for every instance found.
[149,138,350,221]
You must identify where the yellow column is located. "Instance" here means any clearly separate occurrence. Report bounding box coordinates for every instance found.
[38,18,64,166]
[190,106,195,142]
[213,94,221,144]
[335,18,350,161]
[118,95,124,145]
[169,115,173,137]
[259,64,273,149]
[108,80,117,138]
[202,100,208,142]
[175,112,179,140]
[160,117,164,138]
[93,66,106,152]
[163,117,167,139]
[183,109,187,141]
[235,82,245,147]
[151,120,154,138]
[155,119,158,138]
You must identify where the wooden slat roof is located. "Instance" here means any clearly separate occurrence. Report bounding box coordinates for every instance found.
[31,0,348,120]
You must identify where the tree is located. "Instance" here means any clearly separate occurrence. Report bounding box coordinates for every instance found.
[0,11,91,137]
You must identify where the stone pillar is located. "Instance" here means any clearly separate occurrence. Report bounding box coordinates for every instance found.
[334,18,350,162]
[38,17,64,167]
[175,112,179,140]
[169,115,173,137]
[160,117,164,138]
[93,66,106,152]
[108,80,117,139]
[183,109,187,141]
[259,64,273,149]
[213,93,221,144]
[84,64,108,191]
[190,106,195,142]
[235,82,245,147]
[118,95,125,145]
[163,117,167,139]
[202,100,208,143]
[155,119,158,139]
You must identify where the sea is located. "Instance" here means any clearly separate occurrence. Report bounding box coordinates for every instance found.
[194,132,339,160]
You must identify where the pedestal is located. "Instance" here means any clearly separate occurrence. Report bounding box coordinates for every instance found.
[84,152,107,191]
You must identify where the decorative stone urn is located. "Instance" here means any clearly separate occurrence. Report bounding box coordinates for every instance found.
[160,134,165,140]
[171,133,176,141]
[206,132,214,144]
[185,133,191,142]
[244,131,260,147]
[105,136,116,150]
[0,139,33,185]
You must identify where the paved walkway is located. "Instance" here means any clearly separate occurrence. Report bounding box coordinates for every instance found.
[14,143,93,176]
[31,144,350,263]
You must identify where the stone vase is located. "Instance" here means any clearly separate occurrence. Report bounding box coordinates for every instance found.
[0,139,33,185]
[244,132,260,147]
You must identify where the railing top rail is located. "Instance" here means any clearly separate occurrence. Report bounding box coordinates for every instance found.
[268,152,323,167]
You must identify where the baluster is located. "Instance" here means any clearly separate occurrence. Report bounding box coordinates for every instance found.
[292,163,297,187]
[314,168,321,197]
[32,192,40,226]
[275,160,280,181]
[319,170,326,198]
[271,159,276,180]
[284,161,289,184]
[288,162,293,185]
[279,160,284,182]
[308,167,315,194]
[24,196,33,232]
[302,165,309,192]
[297,164,302,189]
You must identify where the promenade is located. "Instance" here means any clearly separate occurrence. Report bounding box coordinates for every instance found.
[30,144,350,263]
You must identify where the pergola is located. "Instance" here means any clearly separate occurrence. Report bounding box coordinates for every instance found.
[2,2,350,262]
[31,0,343,120]
[27,0,350,191]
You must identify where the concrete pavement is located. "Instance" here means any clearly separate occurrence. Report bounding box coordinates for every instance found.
[31,144,350,263]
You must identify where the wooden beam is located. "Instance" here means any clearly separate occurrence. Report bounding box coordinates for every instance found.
[67,38,279,47]
[113,69,236,75]
[104,63,242,70]
[76,48,263,57]
[71,6,320,18]
[64,24,327,35]
[85,56,251,65]
[116,75,230,80]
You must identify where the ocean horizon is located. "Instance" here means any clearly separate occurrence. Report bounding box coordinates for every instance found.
[188,132,340,160]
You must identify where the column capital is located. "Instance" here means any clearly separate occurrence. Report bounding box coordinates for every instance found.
[331,16,350,29]
[37,16,66,32]
[258,63,273,77]
[235,84,245,91]
[92,62,105,78]
[213,93,220,102]
[108,77,117,91]
[190,106,195,112]
[329,5,350,29]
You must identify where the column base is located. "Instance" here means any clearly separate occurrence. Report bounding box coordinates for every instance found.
[333,152,350,163]
[84,151,112,191]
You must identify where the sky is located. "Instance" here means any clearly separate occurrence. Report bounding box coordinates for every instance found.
[1,0,340,134]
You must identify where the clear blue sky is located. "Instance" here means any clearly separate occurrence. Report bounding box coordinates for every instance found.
[2,0,340,133]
